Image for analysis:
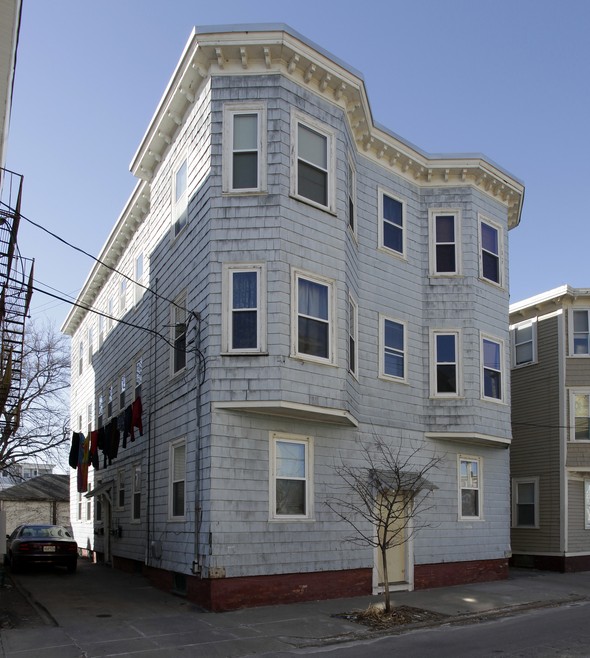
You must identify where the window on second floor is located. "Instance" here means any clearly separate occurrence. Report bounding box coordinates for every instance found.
[292,270,334,364]
[570,309,590,355]
[347,156,356,234]
[134,253,145,305]
[571,390,590,441]
[134,357,143,399]
[479,218,502,286]
[429,210,460,275]
[119,373,126,410]
[511,320,536,367]
[481,335,504,402]
[379,189,405,257]
[291,113,334,212]
[431,331,460,396]
[87,327,93,364]
[380,316,406,382]
[223,103,266,193]
[78,340,84,376]
[223,264,265,354]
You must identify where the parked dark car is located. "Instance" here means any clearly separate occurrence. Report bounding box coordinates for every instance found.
[5,524,78,573]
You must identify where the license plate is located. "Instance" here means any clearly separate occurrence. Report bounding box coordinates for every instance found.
[43,545,56,553]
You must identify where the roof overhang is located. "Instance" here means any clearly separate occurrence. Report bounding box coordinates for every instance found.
[426,431,511,449]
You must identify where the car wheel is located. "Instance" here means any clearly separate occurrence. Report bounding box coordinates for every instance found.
[67,560,77,574]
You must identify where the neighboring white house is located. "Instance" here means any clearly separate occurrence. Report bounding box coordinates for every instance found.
[0,462,54,491]
[62,24,524,611]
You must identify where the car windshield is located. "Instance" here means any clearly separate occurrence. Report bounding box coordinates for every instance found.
[21,526,73,539]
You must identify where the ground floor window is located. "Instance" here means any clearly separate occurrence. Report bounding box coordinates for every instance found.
[270,432,313,520]
[459,456,481,520]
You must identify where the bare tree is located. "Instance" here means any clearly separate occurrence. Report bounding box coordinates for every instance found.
[326,437,441,613]
[0,320,70,476]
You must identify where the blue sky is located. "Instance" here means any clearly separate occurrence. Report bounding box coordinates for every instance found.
[6,0,590,326]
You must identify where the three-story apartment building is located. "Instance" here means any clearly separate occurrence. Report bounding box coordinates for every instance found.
[62,24,524,610]
[510,286,590,571]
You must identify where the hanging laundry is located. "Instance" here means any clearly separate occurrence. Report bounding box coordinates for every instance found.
[89,430,99,469]
[69,432,81,469]
[77,433,90,493]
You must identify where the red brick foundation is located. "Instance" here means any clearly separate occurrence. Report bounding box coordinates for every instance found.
[414,558,509,589]
[510,553,590,573]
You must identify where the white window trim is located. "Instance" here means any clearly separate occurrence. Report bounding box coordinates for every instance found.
[428,209,461,276]
[131,464,141,523]
[78,340,84,376]
[458,455,483,521]
[134,252,145,306]
[430,329,462,397]
[510,318,538,368]
[269,431,314,521]
[291,268,336,366]
[170,293,188,377]
[222,263,267,354]
[134,355,143,399]
[480,333,505,403]
[222,102,267,194]
[119,371,127,411]
[119,278,128,315]
[478,214,504,287]
[379,314,408,383]
[87,327,93,364]
[290,110,336,214]
[171,155,189,237]
[569,388,590,442]
[568,308,590,357]
[348,294,358,379]
[377,187,406,260]
[512,477,540,528]
[168,438,187,521]
[115,469,125,511]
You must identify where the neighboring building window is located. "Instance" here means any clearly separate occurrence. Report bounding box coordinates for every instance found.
[347,156,356,233]
[223,103,266,193]
[132,466,141,521]
[292,113,334,212]
[512,320,536,367]
[223,264,266,353]
[480,218,502,285]
[98,315,104,349]
[378,189,404,256]
[119,374,126,410]
[380,316,406,381]
[292,270,334,364]
[78,340,84,376]
[97,392,104,429]
[87,327,93,364]
[134,253,145,305]
[430,210,459,275]
[481,335,503,401]
[171,296,187,374]
[512,478,539,528]
[571,309,590,355]
[585,481,590,529]
[270,432,313,520]
[459,456,481,520]
[572,391,590,440]
[117,469,125,509]
[348,295,358,377]
[134,357,143,399]
[169,440,186,520]
[432,331,460,396]
[107,383,114,418]
[119,278,127,315]
[172,159,188,236]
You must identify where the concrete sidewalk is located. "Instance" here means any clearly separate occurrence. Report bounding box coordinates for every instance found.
[2,561,590,657]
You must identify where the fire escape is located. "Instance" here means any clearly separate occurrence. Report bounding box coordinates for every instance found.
[0,166,33,445]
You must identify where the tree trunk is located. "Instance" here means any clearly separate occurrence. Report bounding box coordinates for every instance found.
[381,545,391,613]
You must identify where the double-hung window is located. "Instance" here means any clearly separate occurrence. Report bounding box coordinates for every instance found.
[223,264,266,353]
[379,189,404,257]
[223,103,266,193]
[481,335,504,401]
[169,440,186,520]
[347,156,356,234]
[132,465,141,521]
[430,210,459,275]
[134,253,145,305]
[172,159,188,236]
[292,270,334,364]
[431,331,460,396]
[87,327,93,364]
[97,392,104,429]
[119,278,127,315]
[571,390,590,440]
[119,373,126,410]
[107,297,115,331]
[571,309,590,355]
[107,383,114,418]
[511,320,536,366]
[116,469,125,509]
[171,295,187,375]
[270,432,313,520]
[348,295,358,377]
[292,113,334,212]
[479,217,502,285]
[459,456,481,520]
[78,340,84,376]
[512,478,539,528]
[98,315,104,349]
[134,357,142,398]
[380,316,406,381]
